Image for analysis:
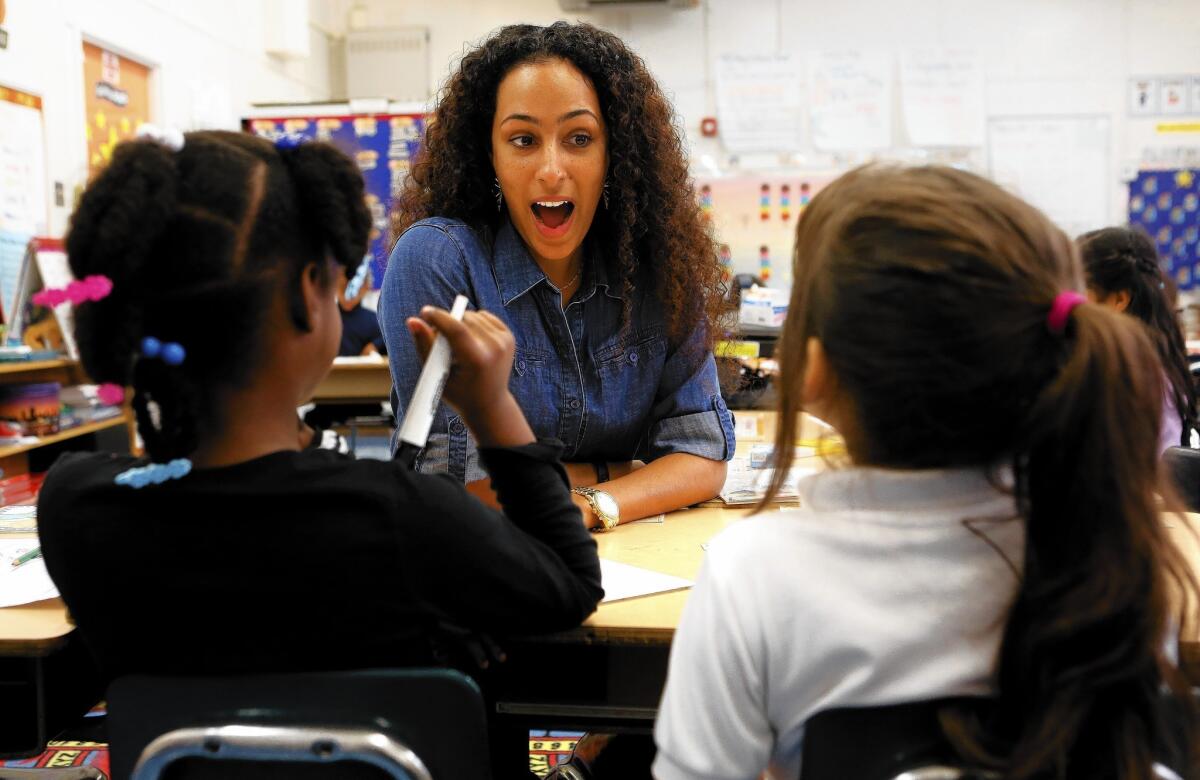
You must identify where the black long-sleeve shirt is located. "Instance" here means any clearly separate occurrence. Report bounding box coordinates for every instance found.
[38,441,602,681]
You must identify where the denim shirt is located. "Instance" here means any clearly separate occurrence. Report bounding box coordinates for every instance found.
[378,217,735,482]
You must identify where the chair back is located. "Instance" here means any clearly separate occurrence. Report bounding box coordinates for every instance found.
[106,668,490,780]
[799,697,1188,780]
[1163,446,1200,511]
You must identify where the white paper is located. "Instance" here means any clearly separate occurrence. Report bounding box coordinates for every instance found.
[600,558,692,603]
[719,456,817,506]
[0,97,48,235]
[809,51,893,151]
[1160,77,1190,115]
[1130,78,1159,116]
[714,54,805,153]
[988,116,1110,239]
[0,539,58,608]
[32,248,79,359]
[899,50,984,147]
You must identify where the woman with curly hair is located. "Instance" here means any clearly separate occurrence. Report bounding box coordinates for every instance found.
[379,21,735,528]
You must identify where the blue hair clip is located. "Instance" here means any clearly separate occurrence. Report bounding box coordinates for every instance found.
[114,458,192,489]
[141,336,186,366]
[274,132,306,150]
[344,254,373,299]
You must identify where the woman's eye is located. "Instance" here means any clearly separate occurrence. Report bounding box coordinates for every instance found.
[569,134,591,147]
[511,135,534,148]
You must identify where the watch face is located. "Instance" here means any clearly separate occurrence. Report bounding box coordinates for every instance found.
[595,491,619,520]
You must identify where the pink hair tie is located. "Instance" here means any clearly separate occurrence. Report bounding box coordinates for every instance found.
[96,383,125,406]
[32,274,114,308]
[1046,291,1086,335]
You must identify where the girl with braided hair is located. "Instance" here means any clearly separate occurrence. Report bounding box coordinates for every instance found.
[1079,226,1198,454]
[380,22,735,530]
[36,131,602,704]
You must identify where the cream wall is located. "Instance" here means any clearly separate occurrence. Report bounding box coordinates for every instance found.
[0,0,337,234]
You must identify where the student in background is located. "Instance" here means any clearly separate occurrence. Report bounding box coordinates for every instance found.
[1079,226,1197,454]
[654,165,1197,780]
[380,22,734,529]
[338,265,386,357]
[37,132,602,723]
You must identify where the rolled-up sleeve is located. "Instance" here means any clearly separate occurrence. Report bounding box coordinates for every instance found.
[640,325,736,463]
[377,222,485,481]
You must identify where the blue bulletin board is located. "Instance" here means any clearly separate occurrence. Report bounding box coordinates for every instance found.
[1127,169,1200,291]
[243,113,426,290]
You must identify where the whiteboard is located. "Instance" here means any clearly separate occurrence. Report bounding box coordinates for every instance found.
[714,54,805,153]
[808,51,893,152]
[987,116,1110,239]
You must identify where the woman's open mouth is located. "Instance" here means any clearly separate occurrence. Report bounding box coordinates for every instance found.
[531,200,576,238]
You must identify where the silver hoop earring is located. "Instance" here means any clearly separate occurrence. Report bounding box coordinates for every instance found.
[493,177,503,212]
[602,180,610,210]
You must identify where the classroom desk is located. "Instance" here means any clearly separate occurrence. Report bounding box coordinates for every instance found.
[307,355,392,403]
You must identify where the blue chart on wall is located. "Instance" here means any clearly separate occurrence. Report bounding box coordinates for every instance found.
[243,114,426,289]
[1127,169,1200,292]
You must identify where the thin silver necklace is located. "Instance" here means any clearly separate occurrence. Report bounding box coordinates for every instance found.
[550,265,582,292]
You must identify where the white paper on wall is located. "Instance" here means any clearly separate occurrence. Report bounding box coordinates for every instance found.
[0,97,48,236]
[714,54,805,154]
[988,116,1110,239]
[808,50,893,152]
[1160,77,1191,115]
[899,50,985,147]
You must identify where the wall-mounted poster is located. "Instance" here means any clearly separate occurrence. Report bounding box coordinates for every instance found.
[82,42,151,179]
[244,112,426,289]
[1127,169,1200,291]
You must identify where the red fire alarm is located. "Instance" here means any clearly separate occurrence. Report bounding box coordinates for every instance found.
[700,117,718,138]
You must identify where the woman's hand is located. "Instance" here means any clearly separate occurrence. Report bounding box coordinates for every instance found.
[407,306,534,448]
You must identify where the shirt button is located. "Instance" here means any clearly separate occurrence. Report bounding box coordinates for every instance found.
[628,351,639,365]
[568,399,581,410]
[450,421,466,435]
[518,359,527,371]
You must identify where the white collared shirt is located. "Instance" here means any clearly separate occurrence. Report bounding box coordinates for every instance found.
[654,466,1024,780]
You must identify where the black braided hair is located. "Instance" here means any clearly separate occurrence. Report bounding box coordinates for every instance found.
[1078,226,1198,446]
[66,131,370,462]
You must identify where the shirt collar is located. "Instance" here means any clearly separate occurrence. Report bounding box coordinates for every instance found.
[490,219,626,306]
[797,465,1017,520]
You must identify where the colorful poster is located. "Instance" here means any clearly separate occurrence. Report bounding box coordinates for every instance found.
[244,113,426,289]
[1128,169,1200,291]
[82,42,151,179]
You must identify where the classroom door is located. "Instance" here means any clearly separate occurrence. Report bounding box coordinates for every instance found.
[82,42,150,179]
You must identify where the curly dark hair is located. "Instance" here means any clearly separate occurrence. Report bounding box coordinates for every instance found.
[66,131,371,461]
[391,21,728,347]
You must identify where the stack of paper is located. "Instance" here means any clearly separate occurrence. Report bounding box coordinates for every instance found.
[719,457,817,506]
[0,538,58,607]
[599,559,692,603]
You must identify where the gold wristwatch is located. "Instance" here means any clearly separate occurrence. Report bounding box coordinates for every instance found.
[572,486,620,532]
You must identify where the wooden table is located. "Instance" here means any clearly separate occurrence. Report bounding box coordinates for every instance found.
[308,356,392,403]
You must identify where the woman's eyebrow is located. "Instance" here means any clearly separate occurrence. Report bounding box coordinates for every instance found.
[559,109,599,123]
[500,113,539,126]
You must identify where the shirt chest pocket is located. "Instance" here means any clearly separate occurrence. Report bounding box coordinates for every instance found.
[593,329,668,380]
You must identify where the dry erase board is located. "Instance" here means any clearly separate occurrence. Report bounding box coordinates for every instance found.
[988,116,1110,239]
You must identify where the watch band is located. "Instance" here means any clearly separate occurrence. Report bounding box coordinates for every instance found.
[572,486,619,532]
[594,461,610,483]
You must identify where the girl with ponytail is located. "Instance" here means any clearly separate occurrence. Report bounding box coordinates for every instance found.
[654,164,1197,780]
[36,131,602,719]
[1079,226,1198,454]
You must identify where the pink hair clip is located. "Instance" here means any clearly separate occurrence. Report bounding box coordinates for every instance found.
[32,275,114,308]
[1046,291,1086,335]
[97,383,125,406]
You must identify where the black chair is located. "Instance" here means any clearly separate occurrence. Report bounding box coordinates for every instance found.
[105,668,491,780]
[1164,446,1200,511]
[799,697,1186,780]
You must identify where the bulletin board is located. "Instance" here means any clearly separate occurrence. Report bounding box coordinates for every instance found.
[243,113,427,289]
[82,41,151,179]
[1127,169,1200,291]
[988,116,1110,239]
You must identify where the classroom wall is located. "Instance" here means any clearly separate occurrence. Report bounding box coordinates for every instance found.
[339,0,1200,280]
[0,0,339,235]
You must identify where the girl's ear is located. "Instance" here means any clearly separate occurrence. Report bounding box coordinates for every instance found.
[1112,289,1132,313]
[802,337,832,407]
[296,261,325,331]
